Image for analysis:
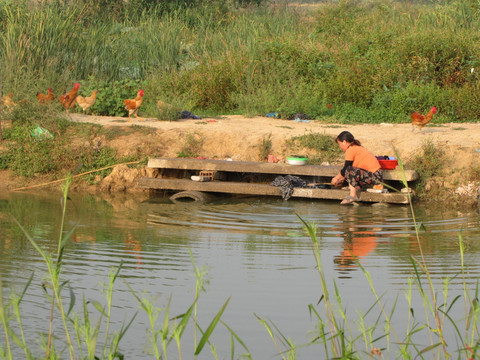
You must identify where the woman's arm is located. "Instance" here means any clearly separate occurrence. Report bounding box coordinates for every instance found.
[340,160,353,176]
[331,159,353,186]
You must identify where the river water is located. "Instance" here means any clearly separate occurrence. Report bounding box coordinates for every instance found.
[0,190,479,359]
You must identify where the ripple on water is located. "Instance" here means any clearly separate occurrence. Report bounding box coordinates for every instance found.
[2,194,480,359]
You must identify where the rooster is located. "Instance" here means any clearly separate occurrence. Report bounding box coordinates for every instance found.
[59,83,80,112]
[411,106,437,132]
[123,89,144,121]
[37,88,55,104]
[76,90,98,113]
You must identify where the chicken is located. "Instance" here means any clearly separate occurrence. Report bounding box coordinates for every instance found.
[76,90,98,113]
[411,106,437,132]
[59,83,80,111]
[37,88,55,104]
[1,93,16,108]
[157,99,173,111]
[123,89,144,121]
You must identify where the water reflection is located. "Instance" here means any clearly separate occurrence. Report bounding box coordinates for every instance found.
[327,205,387,277]
[1,191,480,359]
[123,231,143,267]
[334,222,380,272]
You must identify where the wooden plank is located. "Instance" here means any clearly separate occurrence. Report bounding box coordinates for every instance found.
[138,178,410,204]
[147,157,417,182]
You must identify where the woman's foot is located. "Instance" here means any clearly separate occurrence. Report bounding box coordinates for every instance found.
[340,195,359,205]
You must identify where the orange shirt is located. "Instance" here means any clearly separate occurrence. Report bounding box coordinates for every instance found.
[345,145,381,173]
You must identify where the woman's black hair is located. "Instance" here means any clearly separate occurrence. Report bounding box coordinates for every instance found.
[336,131,361,146]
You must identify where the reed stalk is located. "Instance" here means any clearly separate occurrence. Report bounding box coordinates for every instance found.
[3,1,480,121]
[10,273,34,360]
[1,150,480,358]
[0,276,13,360]
[1,174,241,359]
[11,176,77,359]
[459,234,480,355]
[254,314,296,360]
[190,249,207,359]
[297,215,343,356]
[128,286,162,358]
[395,149,449,356]
[101,263,124,358]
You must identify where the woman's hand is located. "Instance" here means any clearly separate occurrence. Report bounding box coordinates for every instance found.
[331,174,345,186]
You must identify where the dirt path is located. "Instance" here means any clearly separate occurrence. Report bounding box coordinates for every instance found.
[69,113,479,169]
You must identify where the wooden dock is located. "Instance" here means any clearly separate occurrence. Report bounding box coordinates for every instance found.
[138,158,418,204]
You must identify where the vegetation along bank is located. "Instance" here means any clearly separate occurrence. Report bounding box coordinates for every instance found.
[0,0,479,206]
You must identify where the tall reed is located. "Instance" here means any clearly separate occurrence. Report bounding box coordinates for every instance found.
[242,153,479,359]
[10,177,76,358]
[1,165,480,358]
[0,177,239,359]
[250,154,478,359]
[283,216,478,358]
[4,1,480,121]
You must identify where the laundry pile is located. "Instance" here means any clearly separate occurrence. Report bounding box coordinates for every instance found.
[271,175,308,200]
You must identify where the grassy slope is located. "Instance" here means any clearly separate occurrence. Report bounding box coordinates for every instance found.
[1,0,480,122]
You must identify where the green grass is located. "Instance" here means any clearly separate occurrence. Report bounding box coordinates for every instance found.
[289,215,478,359]
[2,0,480,122]
[0,113,144,180]
[257,133,273,160]
[177,132,204,158]
[408,140,445,198]
[285,132,342,164]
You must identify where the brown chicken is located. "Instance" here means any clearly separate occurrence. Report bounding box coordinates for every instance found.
[37,88,55,104]
[411,106,437,132]
[123,89,144,121]
[59,83,80,111]
[1,93,16,108]
[76,90,98,113]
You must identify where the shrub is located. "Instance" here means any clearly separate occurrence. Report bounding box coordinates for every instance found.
[257,133,272,160]
[447,83,480,121]
[76,78,148,117]
[0,119,124,179]
[286,132,341,163]
[177,132,204,158]
[409,140,445,196]
[180,57,246,111]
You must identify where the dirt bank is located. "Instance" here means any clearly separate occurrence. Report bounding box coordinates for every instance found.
[2,114,480,206]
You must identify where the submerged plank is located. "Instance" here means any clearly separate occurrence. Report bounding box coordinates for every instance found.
[147,158,418,182]
[138,178,410,204]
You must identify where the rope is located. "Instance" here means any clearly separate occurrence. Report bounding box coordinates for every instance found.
[12,160,143,191]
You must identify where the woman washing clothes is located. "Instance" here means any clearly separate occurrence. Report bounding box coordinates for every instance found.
[331,131,383,205]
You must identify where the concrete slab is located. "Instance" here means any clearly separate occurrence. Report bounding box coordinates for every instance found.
[138,178,410,204]
[147,158,418,182]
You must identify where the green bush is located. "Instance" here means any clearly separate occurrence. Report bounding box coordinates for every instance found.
[4,135,71,177]
[177,56,247,111]
[2,0,480,122]
[0,119,123,178]
[409,140,445,196]
[177,132,204,158]
[75,77,148,117]
[447,83,480,121]
[286,132,341,163]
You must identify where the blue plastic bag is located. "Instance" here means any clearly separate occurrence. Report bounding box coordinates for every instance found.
[266,112,280,119]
